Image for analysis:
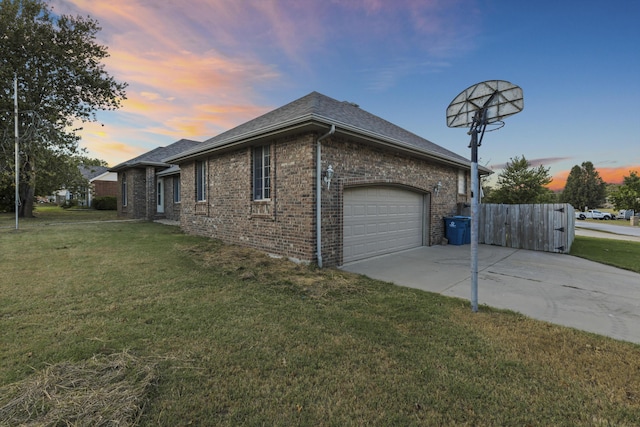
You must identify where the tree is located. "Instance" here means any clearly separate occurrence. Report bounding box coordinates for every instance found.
[0,0,126,217]
[560,161,607,211]
[34,155,103,200]
[483,155,553,204]
[609,171,640,212]
[0,154,106,211]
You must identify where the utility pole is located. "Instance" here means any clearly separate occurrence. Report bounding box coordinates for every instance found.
[468,116,480,312]
[14,74,20,230]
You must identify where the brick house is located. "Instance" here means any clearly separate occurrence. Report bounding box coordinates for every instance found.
[51,165,117,206]
[110,139,201,221]
[80,165,117,207]
[167,92,478,267]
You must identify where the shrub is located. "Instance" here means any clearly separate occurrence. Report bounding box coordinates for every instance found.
[92,196,117,210]
[61,199,78,209]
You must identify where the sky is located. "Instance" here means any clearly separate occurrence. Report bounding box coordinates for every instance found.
[49,0,640,191]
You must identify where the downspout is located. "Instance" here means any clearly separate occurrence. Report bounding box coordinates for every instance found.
[316,124,335,268]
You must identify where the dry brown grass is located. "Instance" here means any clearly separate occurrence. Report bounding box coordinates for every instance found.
[0,351,156,427]
[177,241,366,300]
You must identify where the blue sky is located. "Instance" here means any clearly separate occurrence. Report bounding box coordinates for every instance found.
[51,0,640,189]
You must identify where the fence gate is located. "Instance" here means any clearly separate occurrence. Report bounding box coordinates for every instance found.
[478,203,575,253]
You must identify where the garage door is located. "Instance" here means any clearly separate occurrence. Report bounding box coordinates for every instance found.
[343,186,424,263]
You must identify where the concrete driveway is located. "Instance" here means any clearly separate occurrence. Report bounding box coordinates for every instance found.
[342,244,640,345]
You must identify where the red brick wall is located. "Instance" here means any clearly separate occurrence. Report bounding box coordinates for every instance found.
[93,180,117,198]
[179,131,468,266]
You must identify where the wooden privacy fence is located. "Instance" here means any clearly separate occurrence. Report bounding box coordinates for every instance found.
[478,203,575,253]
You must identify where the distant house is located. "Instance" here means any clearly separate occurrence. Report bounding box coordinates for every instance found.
[52,165,117,206]
[110,139,201,221]
[165,92,482,267]
[80,165,117,207]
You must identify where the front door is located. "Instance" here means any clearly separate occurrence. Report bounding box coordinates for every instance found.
[157,178,165,214]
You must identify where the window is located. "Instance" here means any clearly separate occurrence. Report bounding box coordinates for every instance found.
[196,160,206,201]
[173,177,180,203]
[253,145,271,200]
[121,173,127,206]
[458,170,467,195]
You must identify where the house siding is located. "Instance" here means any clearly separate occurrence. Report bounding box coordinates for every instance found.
[117,169,146,219]
[93,180,117,198]
[162,176,181,221]
[180,133,317,262]
[179,131,467,267]
[144,167,157,219]
[118,167,182,220]
[112,139,202,221]
[320,135,465,266]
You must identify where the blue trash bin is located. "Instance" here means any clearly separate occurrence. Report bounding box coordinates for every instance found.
[453,216,471,244]
[444,217,466,245]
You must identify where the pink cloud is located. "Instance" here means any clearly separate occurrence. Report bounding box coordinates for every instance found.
[490,157,572,171]
[79,121,147,166]
[50,0,479,165]
[548,165,640,192]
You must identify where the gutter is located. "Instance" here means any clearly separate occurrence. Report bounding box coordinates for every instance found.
[109,161,170,173]
[165,114,476,172]
[316,124,335,268]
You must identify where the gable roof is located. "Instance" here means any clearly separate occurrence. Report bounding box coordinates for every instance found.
[166,91,473,169]
[156,164,180,177]
[110,139,201,172]
[79,165,110,180]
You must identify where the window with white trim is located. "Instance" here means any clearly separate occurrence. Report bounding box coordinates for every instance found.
[173,177,180,203]
[253,145,271,200]
[121,173,127,206]
[458,170,467,195]
[196,160,206,201]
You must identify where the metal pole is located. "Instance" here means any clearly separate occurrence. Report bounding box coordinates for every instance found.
[14,74,19,230]
[469,127,479,312]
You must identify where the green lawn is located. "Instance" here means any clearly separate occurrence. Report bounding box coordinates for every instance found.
[0,204,118,228]
[578,217,636,227]
[1,210,639,426]
[571,236,640,273]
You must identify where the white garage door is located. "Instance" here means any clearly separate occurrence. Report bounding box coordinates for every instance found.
[343,186,424,263]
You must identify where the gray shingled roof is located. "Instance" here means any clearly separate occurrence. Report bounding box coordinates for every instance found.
[79,165,109,180]
[110,139,201,171]
[156,164,180,177]
[167,91,471,168]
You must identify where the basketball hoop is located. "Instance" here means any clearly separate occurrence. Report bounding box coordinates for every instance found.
[447,80,523,129]
[446,80,523,312]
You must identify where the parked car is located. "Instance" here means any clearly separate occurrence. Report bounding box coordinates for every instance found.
[575,210,613,220]
[616,209,635,220]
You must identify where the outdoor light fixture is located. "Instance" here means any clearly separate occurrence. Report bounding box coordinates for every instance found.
[324,165,334,189]
[433,181,442,196]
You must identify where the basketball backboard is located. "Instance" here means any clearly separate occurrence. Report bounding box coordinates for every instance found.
[446,80,523,128]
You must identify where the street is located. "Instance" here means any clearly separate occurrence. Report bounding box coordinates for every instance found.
[574,220,640,241]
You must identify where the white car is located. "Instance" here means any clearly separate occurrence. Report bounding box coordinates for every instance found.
[575,210,613,220]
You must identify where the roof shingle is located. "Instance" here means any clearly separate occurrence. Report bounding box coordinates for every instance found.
[169,92,470,167]
[110,139,201,171]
